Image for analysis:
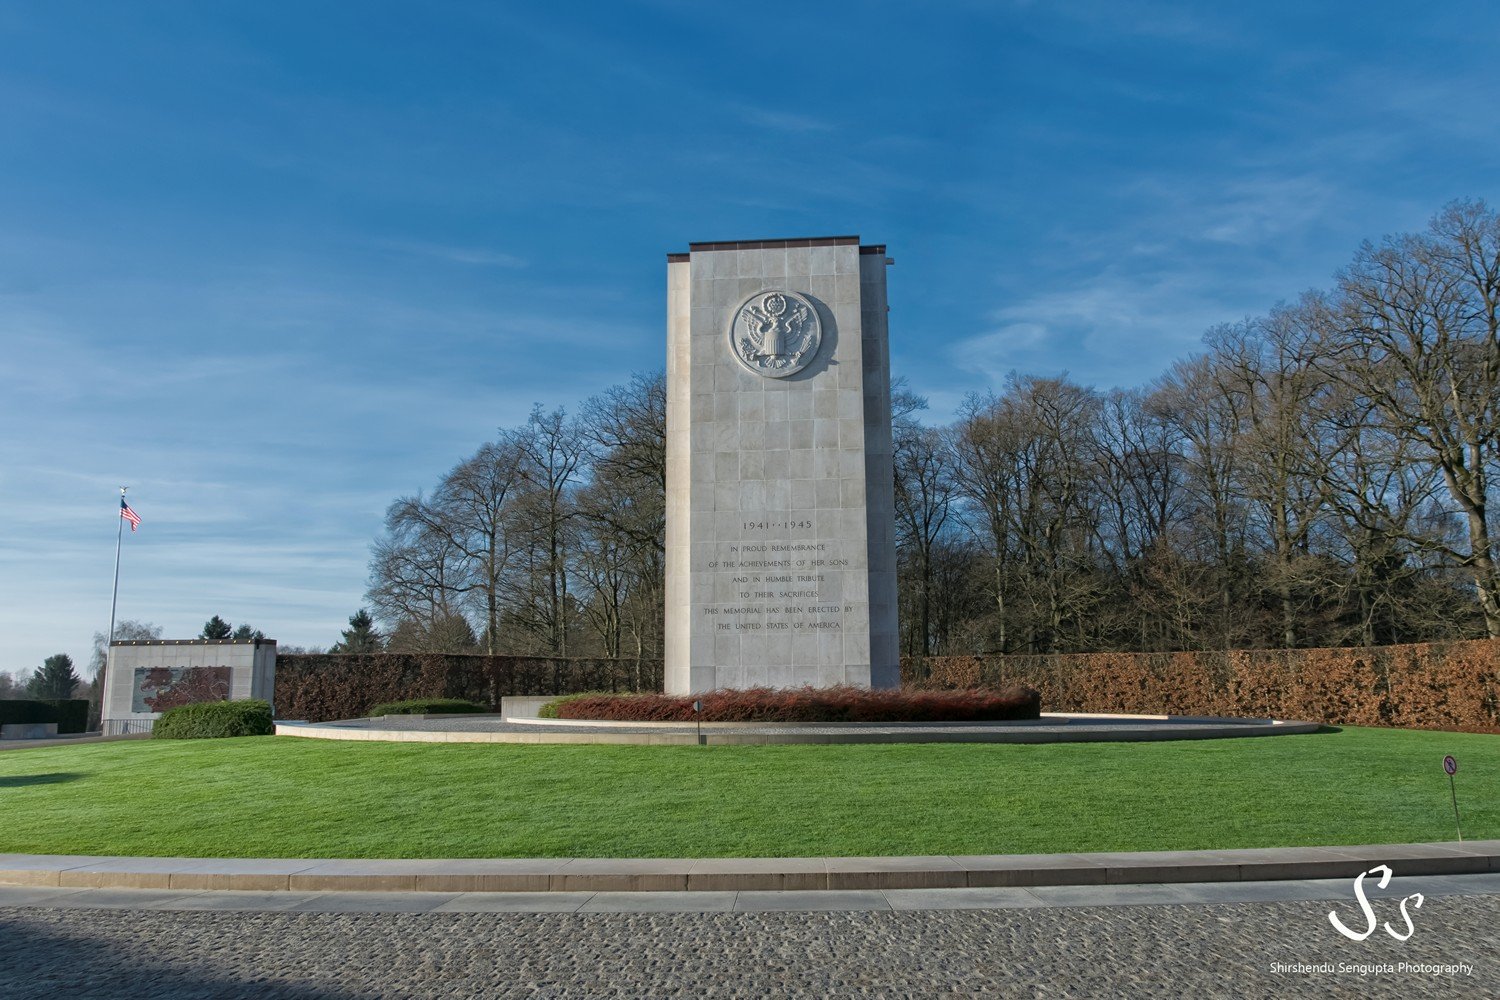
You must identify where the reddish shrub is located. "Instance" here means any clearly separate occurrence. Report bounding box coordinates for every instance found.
[552,685,1041,723]
[902,639,1500,733]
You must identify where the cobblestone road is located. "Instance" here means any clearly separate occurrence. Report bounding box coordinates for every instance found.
[2,893,1494,998]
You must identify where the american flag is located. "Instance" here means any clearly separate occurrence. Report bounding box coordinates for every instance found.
[120,497,141,532]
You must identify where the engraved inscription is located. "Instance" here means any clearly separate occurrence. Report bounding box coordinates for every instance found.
[698,516,853,636]
[729,290,822,378]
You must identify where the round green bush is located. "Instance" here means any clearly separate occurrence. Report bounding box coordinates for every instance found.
[153,699,274,739]
[367,698,488,718]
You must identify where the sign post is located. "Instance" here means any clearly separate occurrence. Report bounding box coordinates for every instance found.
[1443,755,1462,842]
[693,699,703,746]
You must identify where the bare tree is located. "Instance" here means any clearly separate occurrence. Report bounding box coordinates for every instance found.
[1154,356,1257,648]
[1005,376,1104,652]
[953,390,1025,652]
[507,406,587,655]
[1336,200,1500,636]
[87,619,162,727]
[575,373,668,669]
[440,440,528,652]
[893,417,958,656]
[367,439,528,652]
[1087,388,1190,649]
[1204,308,1335,646]
[949,376,1102,653]
[357,202,1498,661]
[1314,374,1461,643]
[89,619,162,679]
[367,517,471,648]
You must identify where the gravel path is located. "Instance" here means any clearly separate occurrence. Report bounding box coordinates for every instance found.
[2,894,1492,998]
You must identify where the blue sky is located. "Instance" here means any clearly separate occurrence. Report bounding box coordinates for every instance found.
[3,1,1497,672]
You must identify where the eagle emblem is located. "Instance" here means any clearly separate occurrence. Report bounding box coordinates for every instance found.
[729,290,822,378]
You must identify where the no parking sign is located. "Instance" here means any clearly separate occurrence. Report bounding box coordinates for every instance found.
[1443,755,1461,841]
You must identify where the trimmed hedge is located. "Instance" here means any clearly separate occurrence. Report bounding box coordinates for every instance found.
[538,692,606,719]
[46,699,89,734]
[368,698,487,718]
[276,653,662,723]
[0,701,51,727]
[0,699,89,734]
[548,685,1042,723]
[274,642,1500,730]
[153,699,274,739]
[903,638,1500,732]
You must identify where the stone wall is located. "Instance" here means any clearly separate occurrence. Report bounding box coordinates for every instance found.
[103,638,275,735]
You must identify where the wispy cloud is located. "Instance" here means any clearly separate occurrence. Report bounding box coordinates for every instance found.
[1193,175,1340,246]
[1030,0,1246,45]
[375,239,528,268]
[941,169,1369,397]
[3,0,1497,672]
[949,268,1240,391]
[735,106,836,134]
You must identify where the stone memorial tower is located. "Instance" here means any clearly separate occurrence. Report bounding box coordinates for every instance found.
[664,236,899,695]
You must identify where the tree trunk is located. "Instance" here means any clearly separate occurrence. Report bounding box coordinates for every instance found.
[1462,505,1500,638]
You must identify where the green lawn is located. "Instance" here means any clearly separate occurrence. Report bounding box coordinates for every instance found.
[0,727,1494,859]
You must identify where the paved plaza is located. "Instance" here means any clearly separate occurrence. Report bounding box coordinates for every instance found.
[1,876,1494,998]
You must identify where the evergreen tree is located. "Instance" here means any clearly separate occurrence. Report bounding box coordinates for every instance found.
[428,613,479,652]
[231,623,265,641]
[331,609,383,653]
[27,654,80,700]
[200,616,233,640]
[385,613,478,653]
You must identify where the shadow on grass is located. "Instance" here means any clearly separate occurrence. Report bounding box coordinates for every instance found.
[0,773,82,788]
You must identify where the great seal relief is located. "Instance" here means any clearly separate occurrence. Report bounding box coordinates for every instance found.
[728,289,822,378]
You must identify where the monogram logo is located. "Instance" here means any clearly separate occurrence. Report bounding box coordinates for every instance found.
[729,290,822,378]
[1328,865,1425,942]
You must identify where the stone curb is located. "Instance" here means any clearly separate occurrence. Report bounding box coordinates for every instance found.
[499,712,1182,730]
[2,842,1495,894]
[0,732,151,753]
[275,717,1324,746]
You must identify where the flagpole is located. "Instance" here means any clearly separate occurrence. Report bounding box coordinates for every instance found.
[102,486,126,733]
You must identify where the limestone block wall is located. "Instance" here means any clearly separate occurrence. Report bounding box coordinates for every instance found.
[103,638,276,734]
[664,236,899,695]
